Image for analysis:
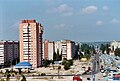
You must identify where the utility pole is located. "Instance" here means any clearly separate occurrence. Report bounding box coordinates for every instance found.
[58,66,61,79]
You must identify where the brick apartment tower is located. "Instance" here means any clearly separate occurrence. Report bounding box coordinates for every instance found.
[44,40,49,60]
[19,20,43,68]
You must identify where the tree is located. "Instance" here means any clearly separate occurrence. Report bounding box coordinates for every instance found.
[63,59,73,70]
[100,44,105,54]
[4,61,11,67]
[68,59,73,66]
[80,44,96,54]
[64,62,70,70]
[6,74,10,81]
[62,58,67,65]
[53,49,62,61]
[58,66,61,79]
[43,59,51,67]
[12,59,16,65]
[115,48,120,57]
[53,52,57,61]
[18,69,21,74]
[105,44,110,54]
[21,75,26,81]
[56,49,60,61]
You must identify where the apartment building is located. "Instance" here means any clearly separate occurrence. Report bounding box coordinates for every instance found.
[19,20,43,68]
[43,40,54,60]
[110,40,120,55]
[43,40,76,60]
[60,40,76,60]
[0,41,19,65]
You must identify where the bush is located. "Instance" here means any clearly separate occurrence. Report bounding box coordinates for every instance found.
[12,74,14,77]
[68,59,73,66]
[38,74,40,76]
[63,59,73,70]
[41,73,46,76]
[64,62,70,70]
[0,79,5,81]
[21,75,26,81]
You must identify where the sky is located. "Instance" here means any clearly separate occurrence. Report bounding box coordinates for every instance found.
[0,0,120,42]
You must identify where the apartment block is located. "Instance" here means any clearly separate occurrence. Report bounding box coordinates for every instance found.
[43,40,54,60]
[60,40,76,60]
[0,41,19,65]
[110,40,120,55]
[43,40,76,60]
[19,20,43,68]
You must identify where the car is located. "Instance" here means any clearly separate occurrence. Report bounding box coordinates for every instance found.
[109,70,117,73]
[100,69,105,73]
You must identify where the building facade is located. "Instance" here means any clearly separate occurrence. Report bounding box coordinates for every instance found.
[110,40,120,51]
[43,40,54,60]
[19,20,43,68]
[110,40,120,55]
[60,40,76,60]
[0,41,19,65]
[43,40,76,60]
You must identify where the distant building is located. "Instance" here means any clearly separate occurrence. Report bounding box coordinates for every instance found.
[43,40,76,60]
[19,20,43,68]
[110,40,120,51]
[60,40,76,60]
[0,40,19,65]
[109,40,120,55]
[43,40,54,60]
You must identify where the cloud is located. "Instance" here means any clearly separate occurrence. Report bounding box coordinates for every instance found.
[96,21,104,26]
[54,24,66,28]
[47,4,73,16]
[102,6,109,11]
[110,18,120,24]
[82,6,98,14]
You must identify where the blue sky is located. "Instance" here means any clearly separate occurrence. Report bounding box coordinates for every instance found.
[0,0,120,42]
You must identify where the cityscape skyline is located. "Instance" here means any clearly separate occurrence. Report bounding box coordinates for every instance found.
[0,0,120,42]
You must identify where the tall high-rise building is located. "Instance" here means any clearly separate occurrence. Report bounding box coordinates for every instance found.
[0,40,19,65]
[19,20,43,68]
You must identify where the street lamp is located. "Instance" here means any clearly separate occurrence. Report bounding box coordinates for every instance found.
[58,66,61,79]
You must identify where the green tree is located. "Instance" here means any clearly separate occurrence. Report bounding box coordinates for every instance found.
[0,79,5,81]
[53,52,57,61]
[56,49,60,61]
[100,44,110,54]
[43,59,51,67]
[81,44,93,54]
[53,49,62,61]
[68,59,73,66]
[100,44,105,54]
[115,48,120,57]
[21,75,26,81]
[105,44,110,54]
[62,58,67,65]
[64,62,70,70]
[6,74,10,81]
[63,59,73,70]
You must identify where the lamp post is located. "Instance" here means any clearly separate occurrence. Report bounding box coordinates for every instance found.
[58,66,61,79]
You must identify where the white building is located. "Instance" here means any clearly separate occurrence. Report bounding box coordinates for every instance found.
[43,40,77,60]
[110,40,120,51]
[110,40,120,55]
